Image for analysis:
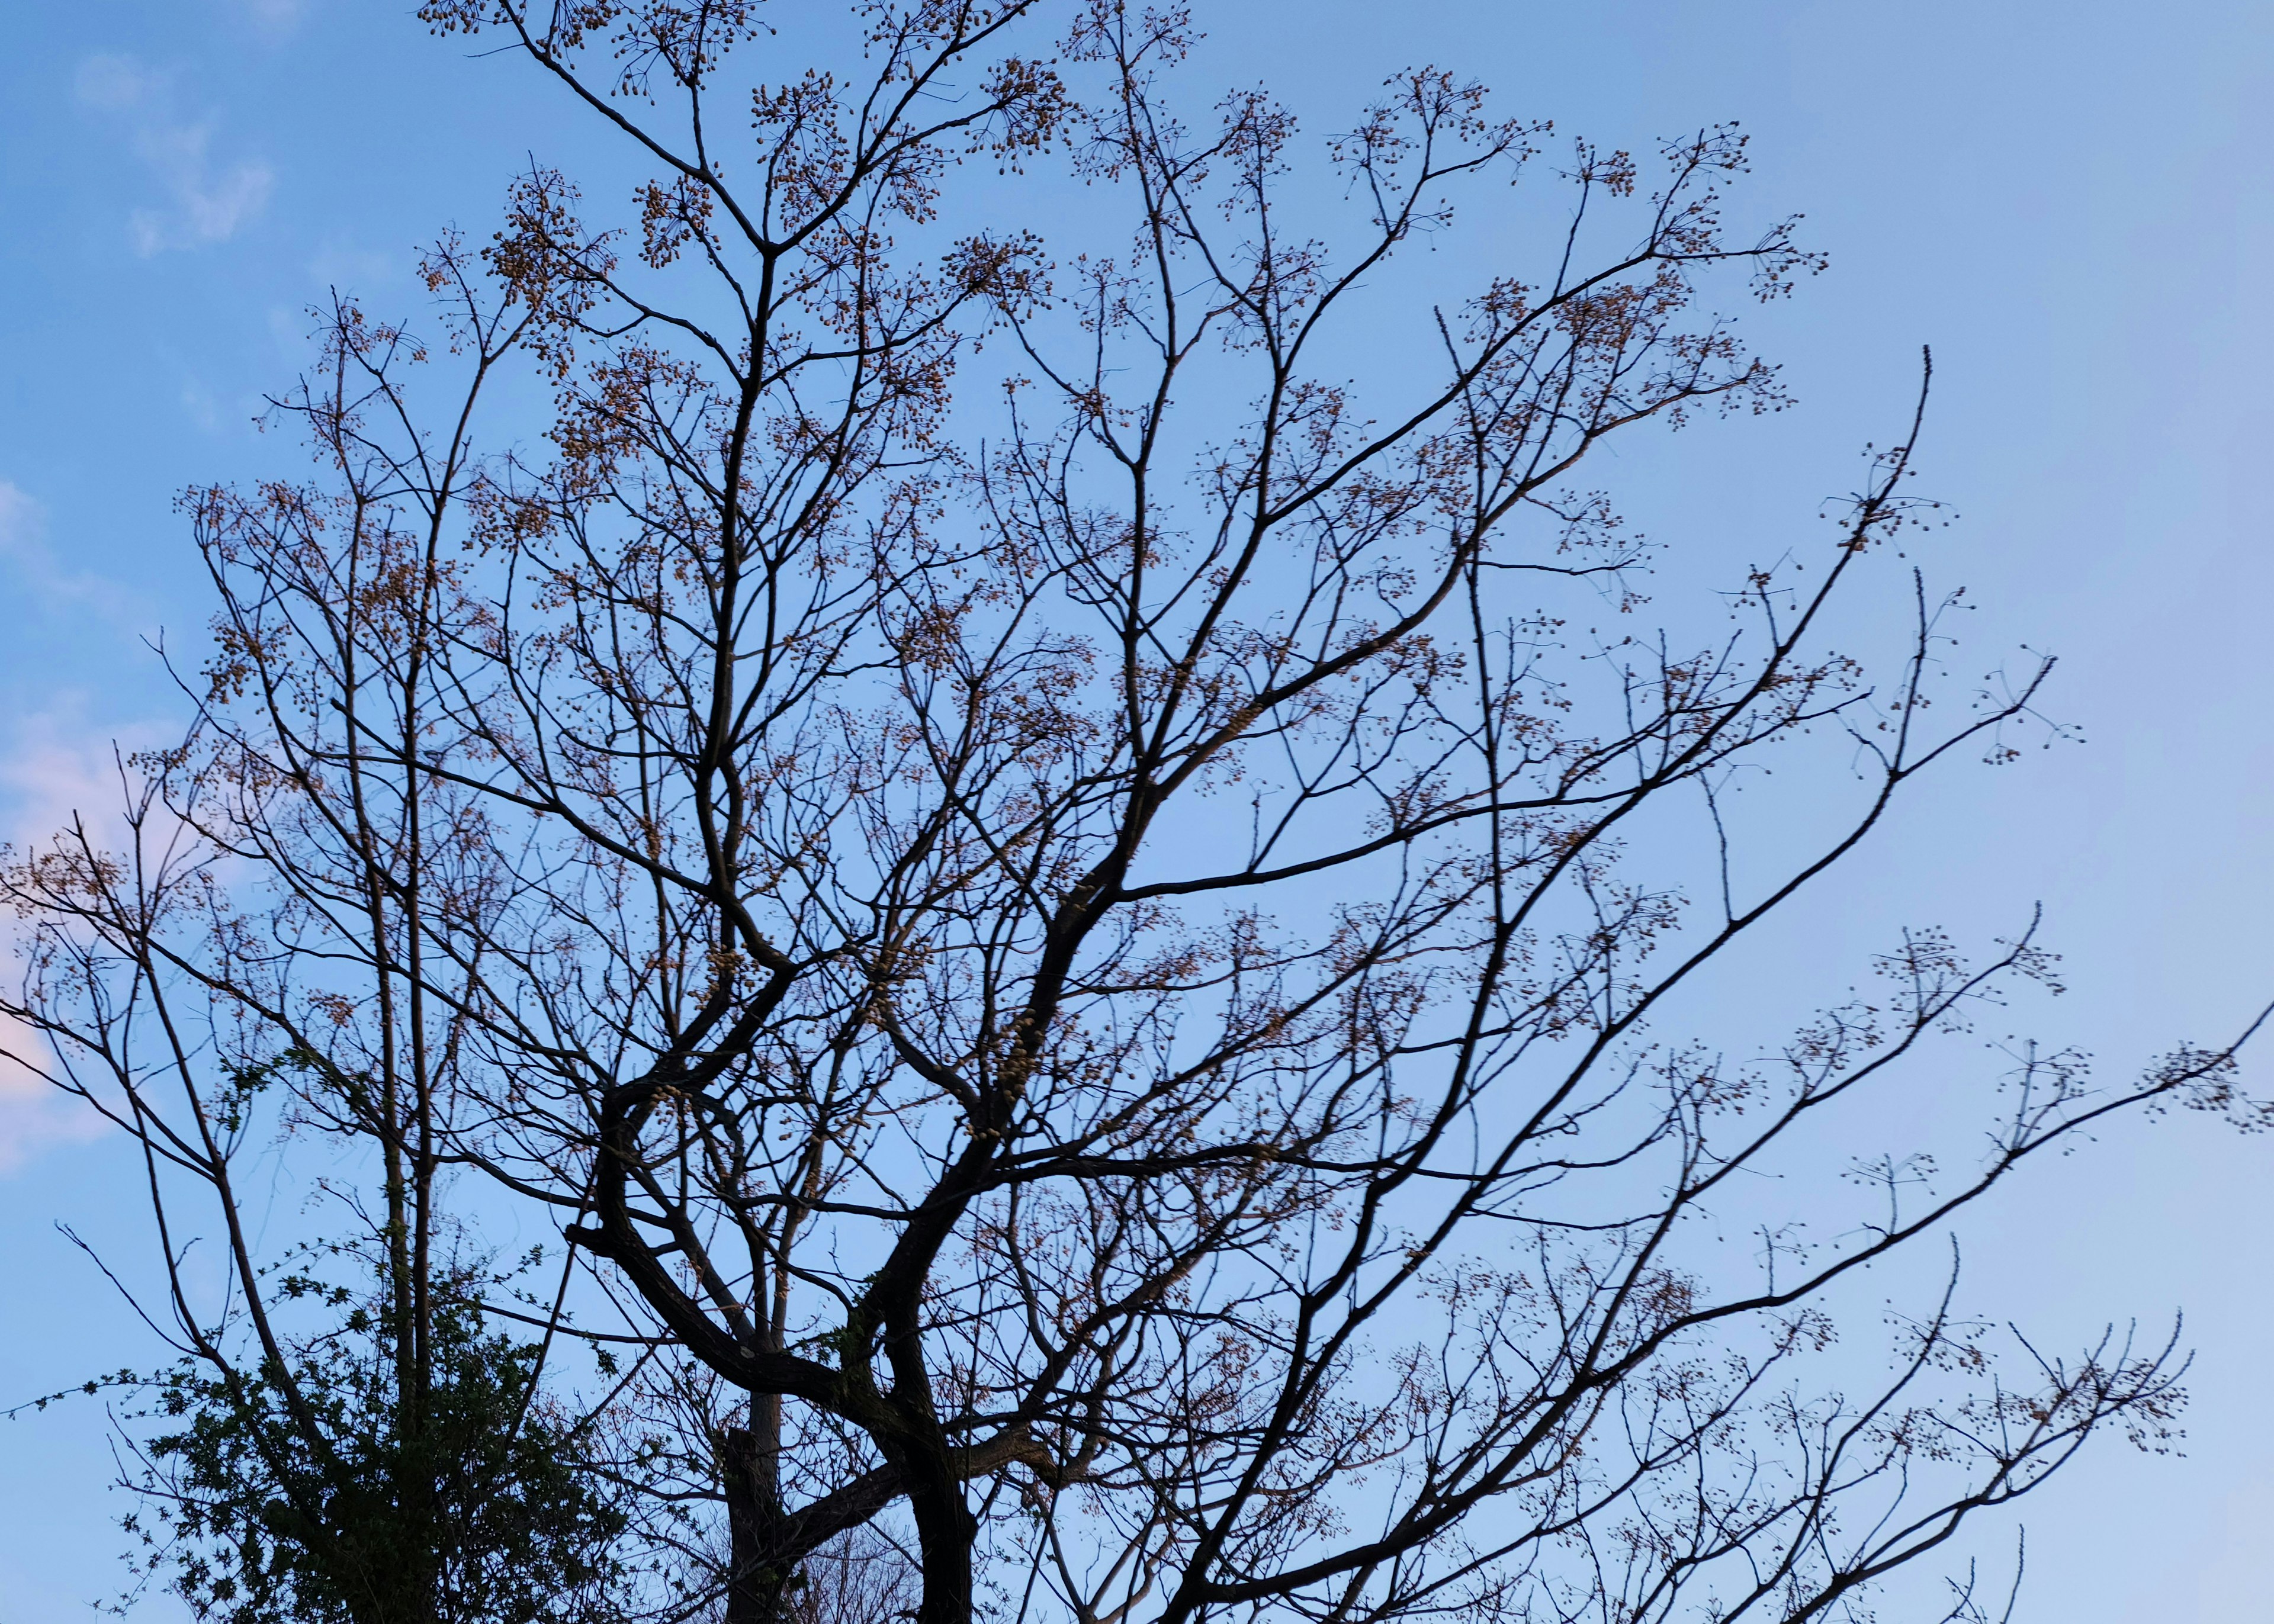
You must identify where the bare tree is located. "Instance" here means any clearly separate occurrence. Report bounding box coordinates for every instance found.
[11,4,2266,1624]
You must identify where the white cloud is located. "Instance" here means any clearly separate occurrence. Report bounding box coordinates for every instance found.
[75,52,274,256]
[0,479,37,552]
[1,706,138,857]
[72,52,162,113]
[180,377,224,433]
[0,711,143,1175]
[307,236,403,298]
[0,1025,108,1175]
[0,478,62,586]
[0,691,199,1177]
[0,479,124,611]
[233,0,310,36]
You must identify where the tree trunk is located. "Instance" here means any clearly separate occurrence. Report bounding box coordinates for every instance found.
[721,1424,794,1624]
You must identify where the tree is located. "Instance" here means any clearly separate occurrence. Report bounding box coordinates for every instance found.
[11,2,2265,1623]
[115,1259,624,1624]
[0,282,627,1624]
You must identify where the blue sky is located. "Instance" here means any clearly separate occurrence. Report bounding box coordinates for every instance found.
[2,1,2270,1618]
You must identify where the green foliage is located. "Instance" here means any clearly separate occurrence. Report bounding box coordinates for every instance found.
[121,1286,625,1624]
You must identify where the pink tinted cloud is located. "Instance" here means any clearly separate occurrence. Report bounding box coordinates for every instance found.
[0,712,169,1175]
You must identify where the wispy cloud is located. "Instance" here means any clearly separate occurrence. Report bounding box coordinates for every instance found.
[0,1032,107,1175]
[0,480,38,557]
[0,481,174,1173]
[180,377,225,433]
[0,709,147,1175]
[233,0,310,38]
[75,53,274,256]
[307,236,404,298]
[0,478,127,612]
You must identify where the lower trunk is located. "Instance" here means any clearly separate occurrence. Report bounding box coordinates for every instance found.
[721,1424,794,1624]
[902,1451,975,1624]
